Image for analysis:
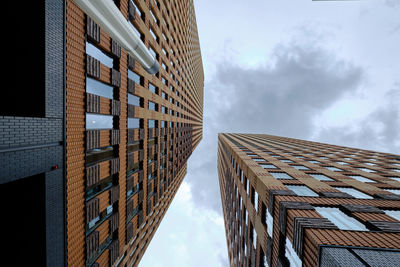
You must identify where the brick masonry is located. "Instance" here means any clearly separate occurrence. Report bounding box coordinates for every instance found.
[218,133,400,267]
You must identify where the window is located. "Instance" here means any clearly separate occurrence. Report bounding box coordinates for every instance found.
[280,159,293,163]
[128,94,140,106]
[149,82,157,94]
[286,185,318,197]
[309,174,333,181]
[161,106,167,114]
[148,119,156,128]
[86,42,113,68]
[253,158,266,162]
[384,189,400,195]
[315,207,367,231]
[130,0,141,17]
[357,167,376,173]
[388,177,400,182]
[149,46,157,58]
[1,173,46,265]
[292,165,310,170]
[254,190,259,213]
[149,9,158,24]
[86,114,113,129]
[128,118,140,129]
[2,1,45,117]
[308,160,320,164]
[162,62,167,71]
[260,163,277,169]
[148,101,157,111]
[334,187,373,199]
[325,166,343,172]
[128,70,142,85]
[86,78,113,99]
[335,161,349,165]
[383,210,400,221]
[269,172,293,180]
[149,26,158,41]
[348,175,376,183]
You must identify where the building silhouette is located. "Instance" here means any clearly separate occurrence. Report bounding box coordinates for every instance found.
[0,0,203,266]
[218,133,400,267]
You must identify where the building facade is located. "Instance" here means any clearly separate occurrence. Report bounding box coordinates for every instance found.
[218,133,400,267]
[1,0,203,266]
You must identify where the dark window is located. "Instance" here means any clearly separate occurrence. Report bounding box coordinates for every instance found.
[1,2,45,117]
[1,173,46,265]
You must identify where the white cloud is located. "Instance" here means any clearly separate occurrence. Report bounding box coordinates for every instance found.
[140,181,229,267]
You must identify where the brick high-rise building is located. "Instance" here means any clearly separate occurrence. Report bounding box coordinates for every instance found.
[1,0,203,266]
[218,133,400,267]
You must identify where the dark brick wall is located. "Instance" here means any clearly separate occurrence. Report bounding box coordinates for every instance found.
[0,145,63,183]
[0,117,62,150]
[46,169,65,267]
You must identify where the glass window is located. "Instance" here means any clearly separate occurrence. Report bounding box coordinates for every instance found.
[128,118,140,128]
[348,175,376,183]
[161,106,167,114]
[149,46,157,58]
[148,119,156,128]
[128,70,142,85]
[149,9,158,24]
[149,82,157,94]
[254,190,258,213]
[129,21,142,38]
[286,185,318,197]
[130,0,141,16]
[86,77,113,99]
[388,177,400,182]
[335,161,349,165]
[280,159,293,163]
[292,165,310,170]
[384,189,400,195]
[128,94,140,106]
[308,160,320,164]
[269,172,293,180]
[325,166,343,172]
[309,174,333,181]
[86,114,113,129]
[86,42,113,68]
[315,207,368,231]
[148,101,156,111]
[253,158,265,162]
[149,26,158,41]
[357,167,376,173]
[383,210,400,221]
[260,163,277,169]
[334,187,373,199]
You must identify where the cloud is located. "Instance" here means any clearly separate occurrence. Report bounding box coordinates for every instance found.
[313,86,400,154]
[140,181,228,267]
[385,0,400,8]
[186,38,365,212]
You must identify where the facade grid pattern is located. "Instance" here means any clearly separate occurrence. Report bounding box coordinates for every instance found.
[218,133,400,267]
[66,0,203,266]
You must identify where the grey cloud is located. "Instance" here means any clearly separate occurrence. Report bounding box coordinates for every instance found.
[314,86,400,154]
[385,0,400,8]
[186,40,364,212]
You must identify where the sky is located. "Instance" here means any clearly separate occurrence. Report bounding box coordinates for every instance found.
[141,0,400,266]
